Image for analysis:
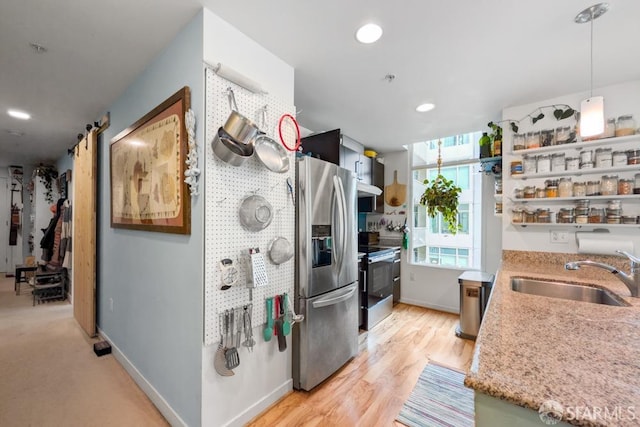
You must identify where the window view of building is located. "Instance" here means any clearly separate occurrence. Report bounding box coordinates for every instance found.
[410,132,482,269]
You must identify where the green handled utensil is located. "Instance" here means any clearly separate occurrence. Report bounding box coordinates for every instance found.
[282,293,291,336]
[263,297,274,341]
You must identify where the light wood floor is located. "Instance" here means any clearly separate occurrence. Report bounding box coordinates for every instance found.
[248,303,475,427]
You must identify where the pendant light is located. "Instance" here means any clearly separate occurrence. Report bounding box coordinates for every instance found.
[575,3,609,138]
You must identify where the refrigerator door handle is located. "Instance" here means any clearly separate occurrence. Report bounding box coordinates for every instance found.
[335,175,348,272]
[332,176,346,274]
[312,285,357,309]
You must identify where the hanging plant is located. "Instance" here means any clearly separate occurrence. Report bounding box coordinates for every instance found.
[36,165,58,204]
[490,104,577,134]
[419,140,462,234]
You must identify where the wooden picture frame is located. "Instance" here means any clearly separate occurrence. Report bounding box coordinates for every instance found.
[110,87,191,234]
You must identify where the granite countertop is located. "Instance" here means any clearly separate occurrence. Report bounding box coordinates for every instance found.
[465,250,640,427]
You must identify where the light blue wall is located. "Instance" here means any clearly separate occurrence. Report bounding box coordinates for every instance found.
[97,11,204,426]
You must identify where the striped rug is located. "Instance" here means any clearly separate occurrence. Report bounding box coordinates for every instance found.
[396,363,474,427]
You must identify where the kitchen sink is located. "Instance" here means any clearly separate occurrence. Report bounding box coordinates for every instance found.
[511,277,629,306]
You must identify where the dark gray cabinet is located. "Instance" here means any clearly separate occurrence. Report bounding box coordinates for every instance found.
[301,129,372,184]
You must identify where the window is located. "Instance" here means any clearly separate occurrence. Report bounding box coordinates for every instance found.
[410,131,483,269]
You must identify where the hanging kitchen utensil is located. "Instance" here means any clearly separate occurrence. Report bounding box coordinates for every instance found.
[222,88,260,145]
[219,258,238,290]
[276,295,287,352]
[214,312,234,376]
[263,297,274,341]
[211,126,254,167]
[282,293,291,336]
[225,310,240,369]
[268,208,293,265]
[254,106,290,173]
[238,194,273,232]
[385,170,407,207]
[278,113,301,152]
[236,307,243,351]
[286,177,295,206]
[285,293,304,324]
[242,305,255,351]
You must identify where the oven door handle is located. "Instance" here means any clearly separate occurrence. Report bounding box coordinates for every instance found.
[368,253,395,264]
[312,286,357,309]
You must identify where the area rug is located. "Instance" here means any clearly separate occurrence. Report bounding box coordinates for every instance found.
[396,363,474,427]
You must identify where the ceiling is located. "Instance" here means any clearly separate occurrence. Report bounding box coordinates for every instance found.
[2,1,640,167]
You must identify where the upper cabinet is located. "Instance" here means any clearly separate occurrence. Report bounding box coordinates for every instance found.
[301,129,372,184]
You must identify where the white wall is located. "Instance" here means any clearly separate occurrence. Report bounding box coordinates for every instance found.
[374,150,501,314]
[502,80,640,254]
[98,11,204,427]
[201,9,295,427]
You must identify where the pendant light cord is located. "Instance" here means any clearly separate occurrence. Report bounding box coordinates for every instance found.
[590,8,594,97]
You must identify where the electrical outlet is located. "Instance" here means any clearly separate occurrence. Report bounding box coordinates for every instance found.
[109,298,114,312]
[550,231,569,244]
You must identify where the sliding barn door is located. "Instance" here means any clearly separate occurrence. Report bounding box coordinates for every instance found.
[73,129,97,337]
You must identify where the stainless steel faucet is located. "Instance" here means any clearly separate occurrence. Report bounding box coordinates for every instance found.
[565,250,640,297]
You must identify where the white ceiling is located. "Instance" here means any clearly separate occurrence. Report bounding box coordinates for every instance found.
[2,1,640,166]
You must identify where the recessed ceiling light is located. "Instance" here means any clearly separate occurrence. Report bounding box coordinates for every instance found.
[356,23,383,44]
[8,109,31,120]
[416,103,436,113]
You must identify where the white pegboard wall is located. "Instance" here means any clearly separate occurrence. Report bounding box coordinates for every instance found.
[204,68,297,346]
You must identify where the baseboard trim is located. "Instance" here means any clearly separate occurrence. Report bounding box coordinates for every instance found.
[224,379,293,427]
[399,298,458,315]
[97,328,187,427]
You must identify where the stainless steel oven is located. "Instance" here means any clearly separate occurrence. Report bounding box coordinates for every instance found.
[365,250,394,298]
[359,246,395,330]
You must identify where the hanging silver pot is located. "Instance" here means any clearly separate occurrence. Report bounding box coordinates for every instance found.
[211,127,254,167]
[222,88,259,145]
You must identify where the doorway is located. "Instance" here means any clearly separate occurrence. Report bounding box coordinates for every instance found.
[0,176,8,273]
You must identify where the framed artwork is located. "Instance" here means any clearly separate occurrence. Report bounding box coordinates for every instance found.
[110,86,191,234]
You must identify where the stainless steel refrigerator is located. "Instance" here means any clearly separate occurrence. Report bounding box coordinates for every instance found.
[293,156,359,391]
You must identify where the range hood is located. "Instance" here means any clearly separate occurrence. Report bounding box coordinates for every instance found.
[357,181,382,197]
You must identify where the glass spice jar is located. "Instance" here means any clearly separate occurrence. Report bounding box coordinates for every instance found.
[513,134,525,151]
[510,161,523,175]
[626,150,640,165]
[595,148,613,168]
[621,216,638,225]
[607,215,621,224]
[589,208,604,223]
[615,115,636,137]
[537,155,551,173]
[612,151,628,166]
[576,214,589,224]
[523,155,537,174]
[526,132,540,149]
[566,157,579,171]
[573,181,587,197]
[557,208,575,224]
[634,173,640,194]
[580,149,594,164]
[604,118,616,138]
[618,179,633,195]
[556,126,571,144]
[541,130,554,147]
[558,177,573,198]
[601,175,619,196]
[524,186,536,199]
[551,153,565,172]
[524,209,537,223]
[535,187,547,198]
[536,209,551,223]
[586,181,600,196]
[512,208,524,223]
[544,180,558,197]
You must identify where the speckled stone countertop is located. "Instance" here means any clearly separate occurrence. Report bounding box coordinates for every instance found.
[465,250,640,427]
